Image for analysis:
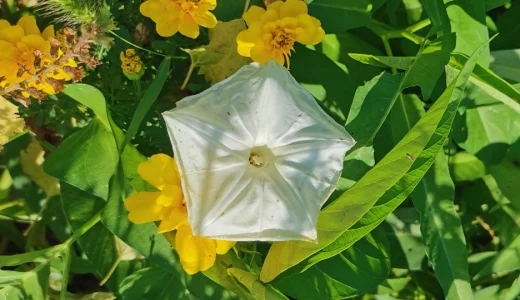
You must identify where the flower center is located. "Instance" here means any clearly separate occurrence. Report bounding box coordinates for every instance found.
[271,28,296,52]
[248,146,274,169]
[179,0,200,12]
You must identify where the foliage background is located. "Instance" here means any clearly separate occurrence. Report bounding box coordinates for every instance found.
[1,0,520,299]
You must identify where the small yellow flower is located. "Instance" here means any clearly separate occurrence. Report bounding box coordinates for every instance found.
[0,16,81,102]
[236,0,325,67]
[124,153,235,274]
[140,0,218,39]
[120,49,144,80]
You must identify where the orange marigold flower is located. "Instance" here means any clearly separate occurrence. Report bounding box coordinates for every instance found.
[124,153,235,274]
[140,0,218,39]
[236,0,325,67]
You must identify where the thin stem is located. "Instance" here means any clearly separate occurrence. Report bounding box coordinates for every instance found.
[407,19,432,33]
[60,248,72,300]
[0,199,23,211]
[99,255,121,286]
[180,63,195,91]
[64,211,101,247]
[244,0,251,13]
[381,38,397,74]
[369,19,426,45]
[109,31,186,60]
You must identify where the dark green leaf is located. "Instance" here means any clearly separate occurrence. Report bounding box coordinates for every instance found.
[307,0,372,32]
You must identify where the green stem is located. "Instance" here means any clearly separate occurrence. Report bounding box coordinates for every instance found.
[244,0,251,13]
[60,248,72,300]
[133,79,142,98]
[0,199,23,211]
[407,19,432,33]
[64,211,101,247]
[181,63,195,91]
[109,30,187,60]
[369,20,426,45]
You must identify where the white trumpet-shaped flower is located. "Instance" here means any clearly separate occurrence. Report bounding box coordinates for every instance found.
[162,60,355,242]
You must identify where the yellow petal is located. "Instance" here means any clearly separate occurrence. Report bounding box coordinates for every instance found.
[157,208,187,233]
[42,25,55,40]
[194,11,217,28]
[21,35,49,53]
[0,25,24,44]
[280,0,308,18]
[156,20,180,37]
[17,16,40,35]
[295,14,325,45]
[137,153,180,190]
[175,224,217,274]
[236,31,255,57]
[140,0,165,17]
[260,9,279,23]
[156,184,183,207]
[266,0,284,14]
[179,14,200,39]
[251,45,274,65]
[243,6,266,27]
[215,240,236,255]
[201,0,216,9]
[124,191,164,224]
[0,20,11,30]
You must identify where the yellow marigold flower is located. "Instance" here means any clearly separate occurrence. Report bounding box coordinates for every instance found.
[0,16,87,103]
[0,96,25,151]
[124,153,235,274]
[236,0,325,67]
[140,0,218,39]
[120,49,144,80]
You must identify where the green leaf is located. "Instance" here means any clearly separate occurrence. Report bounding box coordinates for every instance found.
[60,182,123,291]
[43,118,118,200]
[0,264,50,299]
[490,3,520,50]
[290,44,359,123]
[489,159,520,211]
[449,151,487,182]
[307,0,372,32]
[450,54,520,115]
[181,48,224,66]
[422,0,451,36]
[259,37,487,283]
[473,235,520,280]
[63,84,110,127]
[348,53,415,70]
[213,0,263,22]
[119,267,188,300]
[484,0,509,11]
[121,57,171,153]
[274,226,390,299]
[227,269,288,300]
[402,34,456,99]
[490,49,520,83]
[445,0,490,66]
[411,152,473,300]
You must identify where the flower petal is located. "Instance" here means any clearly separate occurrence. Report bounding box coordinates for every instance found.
[140,0,164,18]
[260,9,279,23]
[175,224,216,274]
[251,45,281,65]
[137,153,180,190]
[243,6,266,27]
[0,25,24,44]
[236,31,255,57]
[179,14,200,39]
[17,16,40,35]
[194,11,217,28]
[266,0,284,14]
[124,191,163,224]
[156,20,180,37]
[215,240,236,255]
[42,25,55,40]
[280,0,308,18]
[0,20,11,30]
[156,184,183,207]
[157,208,187,233]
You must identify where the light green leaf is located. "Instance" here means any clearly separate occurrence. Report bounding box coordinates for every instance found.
[348,53,415,70]
[43,118,118,200]
[121,57,171,153]
[306,0,372,32]
[62,84,109,127]
[473,235,520,280]
[490,49,520,83]
[274,226,390,299]
[449,152,487,182]
[0,264,50,299]
[181,48,224,67]
[489,159,520,211]
[259,38,488,283]
[411,152,473,300]
[227,269,288,300]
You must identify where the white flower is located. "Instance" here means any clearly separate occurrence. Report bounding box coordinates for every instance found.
[163,60,355,241]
